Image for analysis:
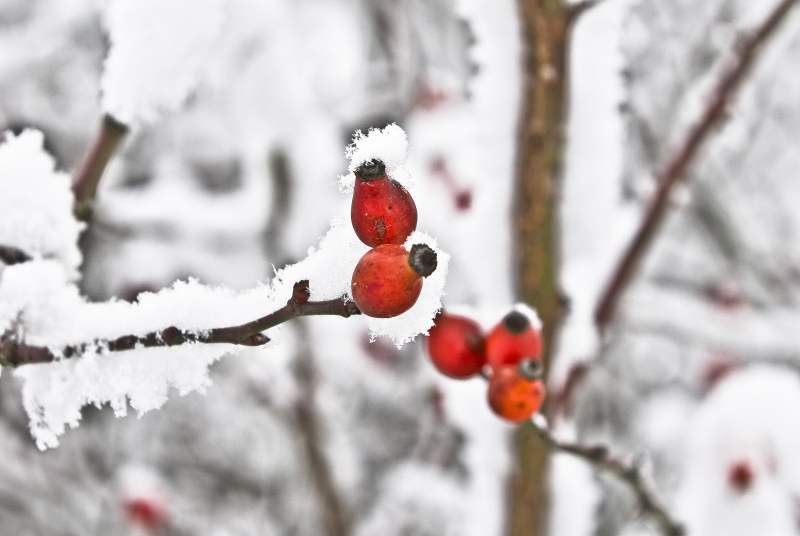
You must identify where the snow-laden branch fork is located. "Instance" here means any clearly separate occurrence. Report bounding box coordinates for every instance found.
[594,0,799,331]
[530,421,684,536]
[0,281,360,368]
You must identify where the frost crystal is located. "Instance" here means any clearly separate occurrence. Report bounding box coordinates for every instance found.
[101,0,225,126]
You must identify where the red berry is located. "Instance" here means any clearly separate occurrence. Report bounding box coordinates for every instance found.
[728,460,755,493]
[487,360,546,422]
[124,497,166,532]
[426,312,486,379]
[351,159,418,247]
[351,243,437,318]
[485,310,542,369]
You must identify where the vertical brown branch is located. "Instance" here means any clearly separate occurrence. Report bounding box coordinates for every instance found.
[511,1,577,534]
[72,114,128,218]
[293,320,350,536]
[594,0,799,331]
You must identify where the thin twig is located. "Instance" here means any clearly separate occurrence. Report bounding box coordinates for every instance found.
[72,114,129,219]
[594,0,799,331]
[0,281,360,368]
[529,421,684,536]
[0,245,32,266]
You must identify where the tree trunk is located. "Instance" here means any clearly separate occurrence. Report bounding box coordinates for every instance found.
[509,1,576,535]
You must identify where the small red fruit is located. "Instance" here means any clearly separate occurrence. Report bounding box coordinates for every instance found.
[487,360,546,422]
[351,159,418,247]
[124,497,166,532]
[426,312,486,379]
[485,310,542,369]
[727,459,755,493]
[351,243,437,318]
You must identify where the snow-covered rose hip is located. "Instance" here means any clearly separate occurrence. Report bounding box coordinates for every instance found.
[487,360,546,422]
[351,159,418,247]
[485,309,542,369]
[426,312,486,379]
[351,243,437,318]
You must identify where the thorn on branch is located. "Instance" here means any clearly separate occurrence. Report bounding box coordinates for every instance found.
[292,280,311,305]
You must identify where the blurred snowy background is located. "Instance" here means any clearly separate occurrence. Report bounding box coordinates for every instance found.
[1,0,800,535]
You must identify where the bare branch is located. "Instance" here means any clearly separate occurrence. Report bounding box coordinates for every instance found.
[293,320,350,536]
[568,0,606,22]
[72,114,129,219]
[0,245,32,266]
[529,421,684,536]
[594,0,799,331]
[0,281,360,368]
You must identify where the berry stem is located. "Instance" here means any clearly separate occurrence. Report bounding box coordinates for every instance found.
[0,281,360,368]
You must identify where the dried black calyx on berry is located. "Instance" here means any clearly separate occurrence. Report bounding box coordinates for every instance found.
[409,244,438,277]
[503,310,530,333]
[355,159,386,181]
[518,359,543,381]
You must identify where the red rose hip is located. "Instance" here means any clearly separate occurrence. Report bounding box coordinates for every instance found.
[124,497,167,532]
[426,312,486,379]
[351,243,437,318]
[351,159,418,247]
[487,360,546,422]
[485,309,542,369]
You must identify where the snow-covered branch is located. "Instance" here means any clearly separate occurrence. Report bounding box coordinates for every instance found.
[530,421,685,536]
[594,0,800,331]
[0,281,359,368]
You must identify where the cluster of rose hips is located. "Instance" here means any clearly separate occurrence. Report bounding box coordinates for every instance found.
[426,309,546,423]
[349,159,437,317]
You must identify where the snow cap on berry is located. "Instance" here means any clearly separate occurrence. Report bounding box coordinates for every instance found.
[339,123,411,192]
[511,303,542,331]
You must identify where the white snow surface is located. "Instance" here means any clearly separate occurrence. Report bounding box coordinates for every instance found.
[676,366,800,536]
[101,0,225,126]
[0,130,84,276]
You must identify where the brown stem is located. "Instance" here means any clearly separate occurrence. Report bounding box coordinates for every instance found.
[529,422,684,536]
[0,281,360,368]
[72,114,129,219]
[594,0,799,332]
[0,245,32,265]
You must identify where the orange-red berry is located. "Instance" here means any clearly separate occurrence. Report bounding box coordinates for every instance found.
[351,159,418,247]
[485,310,542,369]
[351,243,437,318]
[487,360,546,422]
[426,312,486,379]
